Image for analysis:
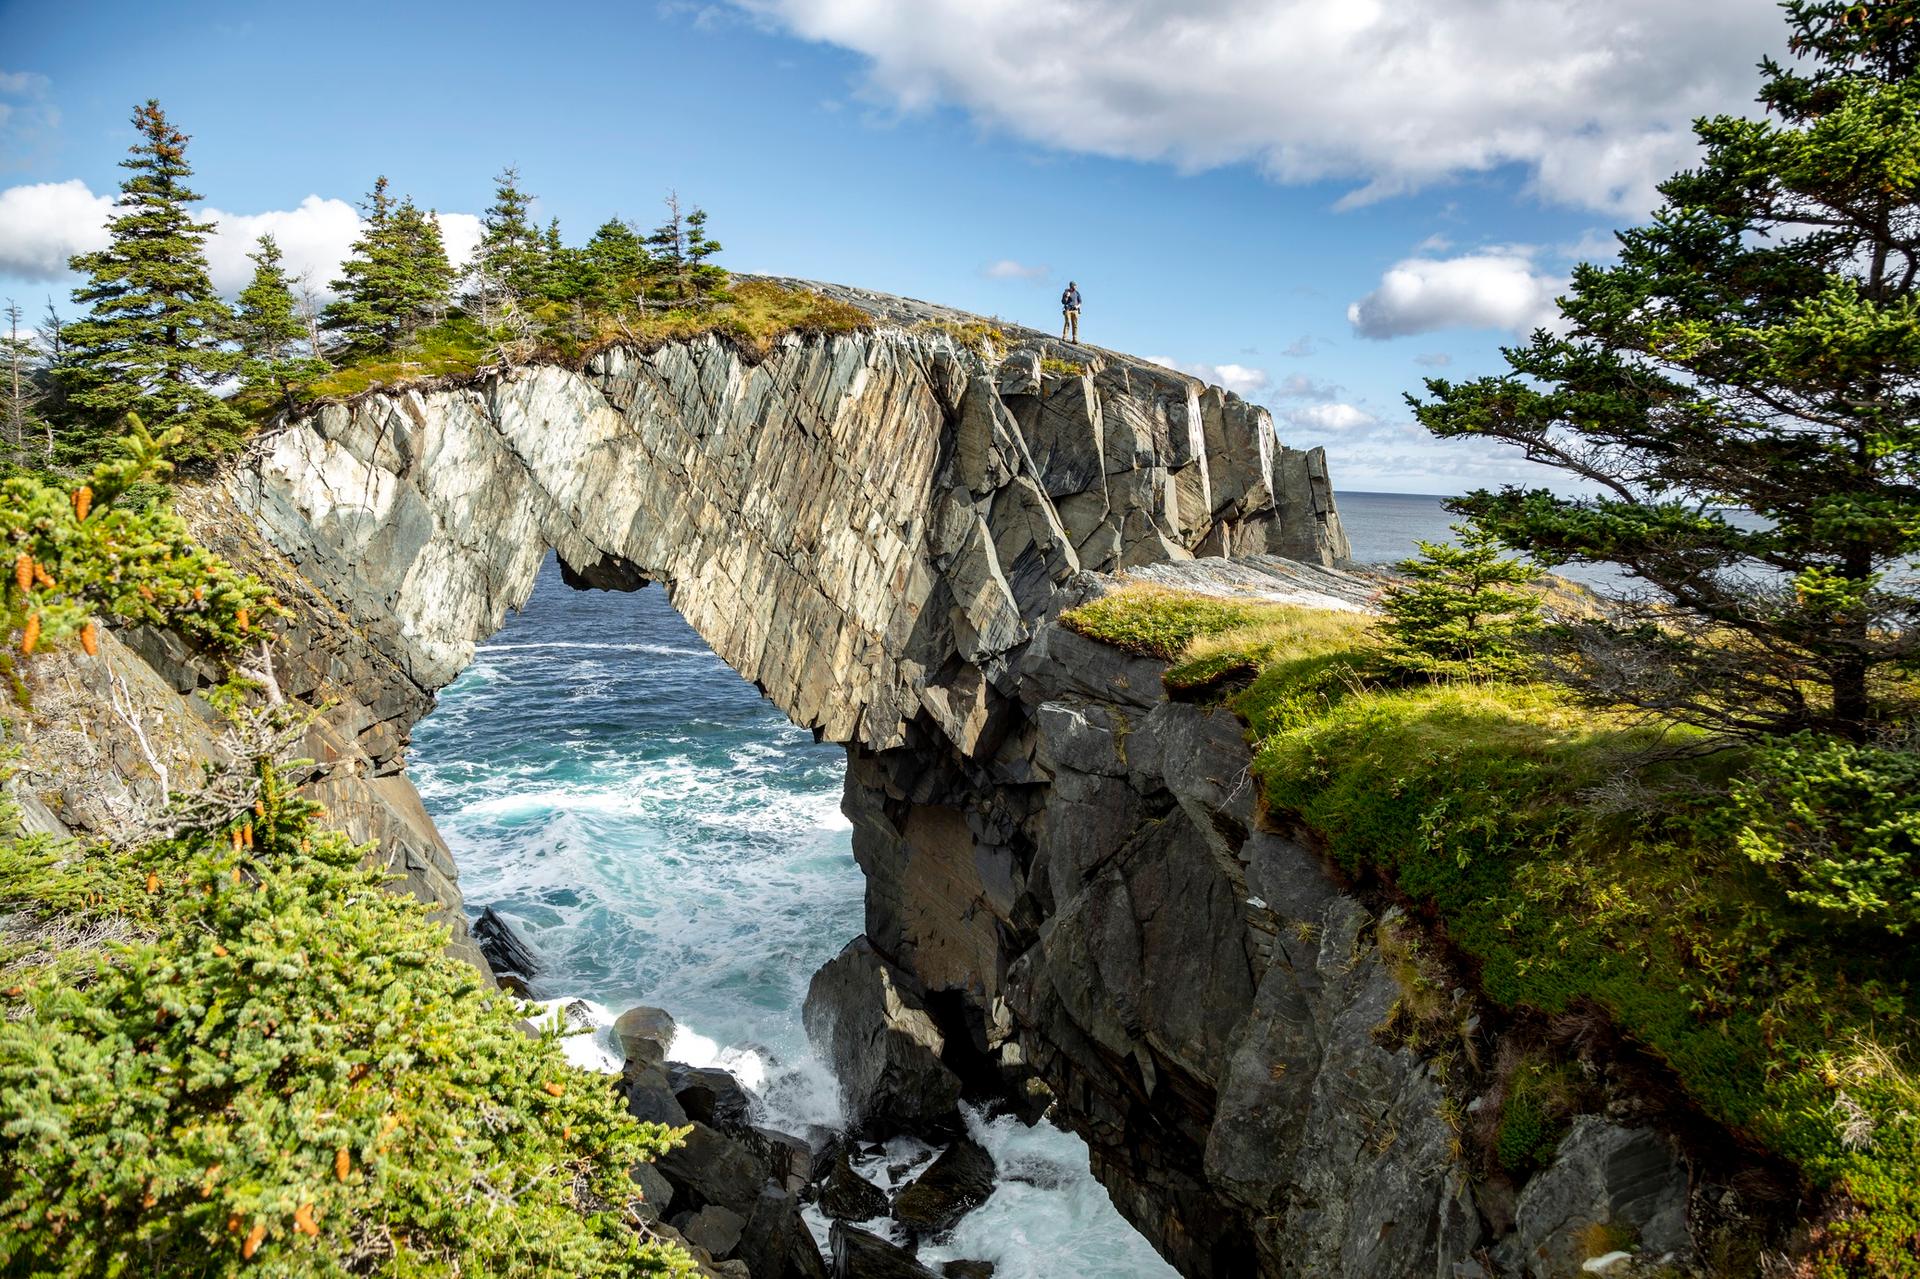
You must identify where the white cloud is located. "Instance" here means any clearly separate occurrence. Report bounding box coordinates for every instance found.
[0,180,112,279]
[728,0,1786,216]
[0,180,480,296]
[1347,250,1565,340]
[1145,354,1269,396]
[1285,401,1377,432]
[1413,352,1453,368]
[983,258,1048,281]
[1279,335,1318,358]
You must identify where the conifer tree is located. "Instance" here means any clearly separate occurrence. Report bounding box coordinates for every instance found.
[582,217,649,311]
[1376,523,1543,681]
[468,166,546,313]
[0,302,43,466]
[1414,0,1920,740]
[684,206,725,302]
[58,100,241,465]
[234,235,326,414]
[646,192,690,303]
[324,178,453,353]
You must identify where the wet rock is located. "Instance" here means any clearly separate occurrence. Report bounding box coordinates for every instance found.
[890,1136,996,1234]
[804,937,963,1137]
[829,1222,942,1279]
[1507,1116,1691,1278]
[736,1181,830,1279]
[473,906,539,984]
[940,1261,995,1279]
[671,1063,754,1132]
[816,1152,890,1223]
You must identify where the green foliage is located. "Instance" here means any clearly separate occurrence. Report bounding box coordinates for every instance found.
[1732,732,1920,935]
[1376,523,1543,681]
[1067,585,1920,1276]
[323,178,456,355]
[0,760,693,1278]
[469,166,549,307]
[58,101,243,467]
[1040,356,1085,376]
[2,414,280,659]
[1493,1056,1579,1174]
[644,193,724,304]
[234,236,328,416]
[1410,1,1920,740]
[1061,586,1267,660]
[0,462,694,1276]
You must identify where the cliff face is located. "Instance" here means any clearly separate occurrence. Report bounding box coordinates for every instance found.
[10,295,1656,1277]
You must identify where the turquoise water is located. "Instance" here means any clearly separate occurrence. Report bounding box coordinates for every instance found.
[409,554,1177,1278]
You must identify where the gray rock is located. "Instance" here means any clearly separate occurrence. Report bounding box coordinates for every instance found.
[940,1263,995,1279]
[656,1121,769,1218]
[1510,1116,1691,1278]
[803,937,963,1137]
[631,1159,674,1221]
[615,1005,678,1076]
[677,1203,747,1259]
[891,1136,996,1234]
[829,1222,942,1279]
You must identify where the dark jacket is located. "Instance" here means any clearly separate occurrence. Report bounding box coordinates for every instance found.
[1061,286,1082,311]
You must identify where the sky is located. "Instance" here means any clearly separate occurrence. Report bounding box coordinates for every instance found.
[0,0,1794,493]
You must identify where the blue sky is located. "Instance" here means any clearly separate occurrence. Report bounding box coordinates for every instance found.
[0,0,1790,492]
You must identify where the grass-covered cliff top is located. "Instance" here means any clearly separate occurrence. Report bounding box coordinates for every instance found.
[249,278,874,416]
[1063,584,1920,1279]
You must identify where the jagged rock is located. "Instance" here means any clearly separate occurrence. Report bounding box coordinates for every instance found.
[816,1152,890,1223]
[890,1136,996,1234]
[736,1181,830,1279]
[656,1121,769,1218]
[672,1063,754,1132]
[803,937,963,1137]
[829,1222,942,1279]
[1506,1117,1691,1278]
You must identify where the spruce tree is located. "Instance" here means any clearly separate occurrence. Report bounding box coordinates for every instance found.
[234,235,326,414]
[684,206,725,302]
[1414,1,1920,741]
[646,192,689,303]
[582,217,649,311]
[324,179,453,353]
[468,166,545,313]
[1376,524,1543,681]
[0,302,43,467]
[59,100,241,465]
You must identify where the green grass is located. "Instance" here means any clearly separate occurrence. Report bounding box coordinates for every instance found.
[1041,355,1085,376]
[1063,584,1920,1278]
[242,278,872,424]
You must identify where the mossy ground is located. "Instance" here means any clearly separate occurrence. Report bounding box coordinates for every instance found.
[1061,586,1920,1278]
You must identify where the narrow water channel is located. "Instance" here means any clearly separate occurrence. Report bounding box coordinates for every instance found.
[408,554,1176,1278]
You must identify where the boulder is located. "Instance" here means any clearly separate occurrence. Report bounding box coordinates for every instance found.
[816,1151,890,1223]
[1507,1116,1691,1278]
[631,1159,675,1221]
[615,1005,678,1076]
[890,1136,996,1234]
[829,1222,942,1279]
[804,937,963,1137]
[671,1063,754,1132]
[656,1121,770,1218]
[677,1204,747,1259]
[735,1181,830,1279]
[940,1263,995,1279]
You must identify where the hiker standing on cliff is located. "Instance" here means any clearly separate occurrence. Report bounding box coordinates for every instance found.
[1061,281,1082,343]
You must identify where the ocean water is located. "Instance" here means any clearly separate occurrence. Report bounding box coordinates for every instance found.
[409,556,1176,1276]
[1336,489,1625,590]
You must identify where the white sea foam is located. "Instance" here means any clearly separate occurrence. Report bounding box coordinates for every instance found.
[527,997,623,1074]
